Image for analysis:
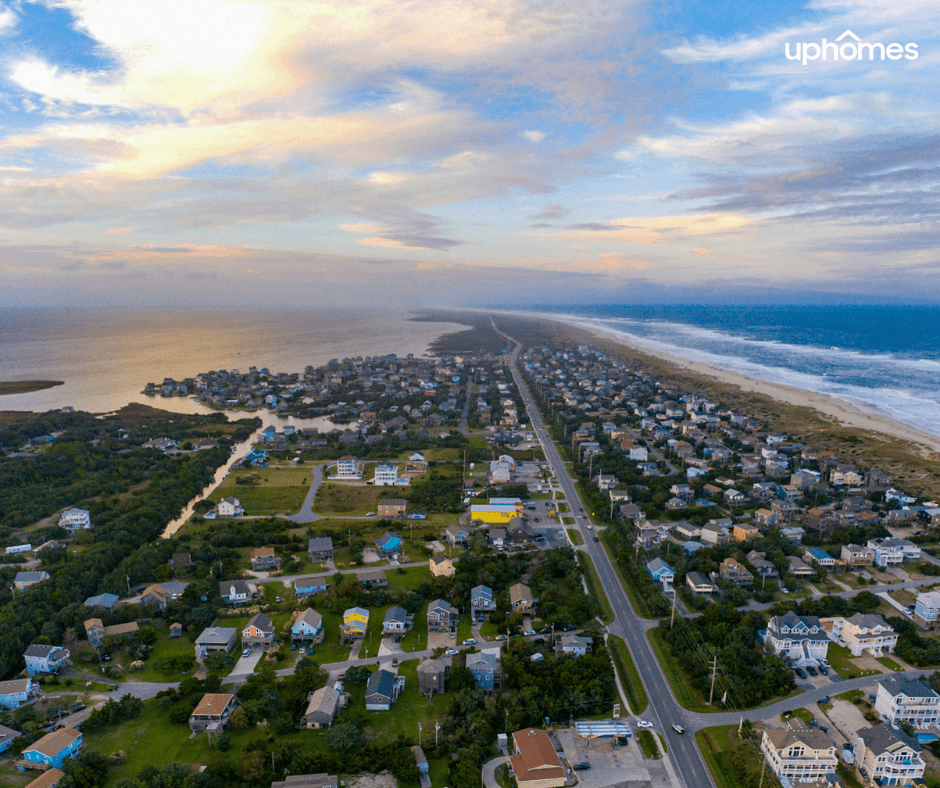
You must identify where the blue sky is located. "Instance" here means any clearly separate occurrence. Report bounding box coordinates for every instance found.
[0,0,937,306]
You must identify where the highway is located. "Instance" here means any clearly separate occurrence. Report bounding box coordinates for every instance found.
[493,321,715,788]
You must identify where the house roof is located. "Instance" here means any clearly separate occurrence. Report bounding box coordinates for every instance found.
[877,676,939,700]
[305,685,341,718]
[0,723,20,748]
[25,727,81,758]
[245,613,273,633]
[15,571,49,583]
[24,768,65,788]
[376,531,402,548]
[249,547,275,559]
[509,583,532,605]
[366,668,396,699]
[467,647,501,671]
[0,679,31,695]
[295,608,322,630]
[384,606,409,624]
[358,569,387,584]
[195,627,237,645]
[272,774,338,788]
[857,722,921,755]
[379,498,407,506]
[83,593,119,609]
[428,598,456,616]
[471,584,493,599]
[764,727,833,752]
[510,728,564,785]
[308,536,334,551]
[23,644,64,659]
[416,656,452,675]
[344,606,369,620]
[219,579,250,597]
[191,693,235,718]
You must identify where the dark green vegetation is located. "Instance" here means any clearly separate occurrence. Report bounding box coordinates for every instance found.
[0,406,257,678]
[417,311,511,355]
[608,634,648,714]
[696,723,782,788]
[0,380,64,396]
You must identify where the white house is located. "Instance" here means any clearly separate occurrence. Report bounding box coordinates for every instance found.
[217,497,244,517]
[59,508,91,532]
[825,614,897,658]
[760,727,837,783]
[867,537,919,568]
[373,462,399,486]
[915,591,940,623]
[875,677,940,729]
[334,457,362,479]
[855,724,925,786]
[762,612,829,665]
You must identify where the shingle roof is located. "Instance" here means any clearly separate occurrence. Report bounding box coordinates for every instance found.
[366,668,396,699]
[23,644,62,659]
[190,693,235,718]
[877,676,939,700]
[25,727,81,758]
[857,722,921,755]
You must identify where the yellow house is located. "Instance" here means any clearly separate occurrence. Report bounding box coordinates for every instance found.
[469,505,517,524]
[342,607,369,638]
[429,556,456,577]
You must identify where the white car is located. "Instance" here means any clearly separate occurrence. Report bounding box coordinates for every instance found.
[672,724,685,734]
[445,648,459,656]
[366,512,375,517]
[637,720,653,729]
[463,638,476,646]
[242,648,252,657]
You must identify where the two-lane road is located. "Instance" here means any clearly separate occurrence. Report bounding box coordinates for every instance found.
[492,321,714,788]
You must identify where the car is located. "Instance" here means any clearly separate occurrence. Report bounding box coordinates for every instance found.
[573,762,591,771]
[450,632,456,638]
[593,536,599,542]
[819,726,828,733]
[523,630,536,636]
[779,587,790,594]
[586,524,593,530]
[539,626,552,634]
[818,664,829,675]
[533,637,545,644]
[72,704,86,713]
[463,638,476,645]
[672,724,685,734]
[242,648,252,657]
[637,720,653,729]
[445,648,459,656]
[806,665,818,676]
[291,643,297,651]
[820,658,830,667]
[366,512,375,517]
[276,596,284,603]
[392,657,399,667]
[794,667,807,679]
[299,647,306,655]
[495,634,508,641]
[563,624,577,631]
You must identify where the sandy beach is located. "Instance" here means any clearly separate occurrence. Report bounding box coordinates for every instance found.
[566,319,940,457]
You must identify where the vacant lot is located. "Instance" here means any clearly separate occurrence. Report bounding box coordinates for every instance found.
[210,466,311,515]
[315,483,387,515]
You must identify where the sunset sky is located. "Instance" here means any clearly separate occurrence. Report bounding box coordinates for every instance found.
[1,0,937,306]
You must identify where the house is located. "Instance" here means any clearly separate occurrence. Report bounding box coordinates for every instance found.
[249,547,280,571]
[194,627,237,660]
[762,612,829,664]
[746,550,779,579]
[471,585,497,620]
[375,532,403,557]
[723,488,747,506]
[171,552,193,571]
[915,591,940,624]
[509,583,534,611]
[378,498,407,518]
[875,677,940,729]
[272,774,339,788]
[417,655,452,695]
[304,685,345,729]
[14,572,50,593]
[242,613,276,651]
[556,634,593,657]
[825,614,897,657]
[787,555,814,577]
[84,620,139,648]
[0,679,35,709]
[19,727,82,771]
[412,744,429,778]
[169,623,183,638]
[760,726,837,783]
[306,536,335,561]
[674,522,702,540]
[334,457,362,479]
[841,544,874,568]
[429,555,455,577]
[383,606,413,634]
[510,728,565,788]
[365,669,404,710]
[487,527,507,548]
[373,462,400,486]
[733,523,760,542]
[358,569,387,588]
[868,537,920,567]
[444,524,470,548]
[140,581,189,610]
[216,496,244,517]
[427,598,458,632]
[59,508,91,532]
[719,557,754,586]
[23,645,70,676]
[342,607,369,638]
[189,693,238,732]
[646,558,676,593]
[24,770,67,788]
[467,647,502,690]
[686,571,719,596]
[805,547,838,569]
[219,580,252,604]
[295,577,329,597]
[700,523,729,546]
[855,723,925,786]
[83,593,120,612]
[292,608,324,645]
[754,509,780,527]
[780,526,805,543]
[0,724,21,755]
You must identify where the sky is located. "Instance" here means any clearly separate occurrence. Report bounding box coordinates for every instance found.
[0,0,937,307]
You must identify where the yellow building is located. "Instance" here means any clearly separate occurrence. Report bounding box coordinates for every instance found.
[429,556,456,577]
[469,505,517,524]
[342,607,369,638]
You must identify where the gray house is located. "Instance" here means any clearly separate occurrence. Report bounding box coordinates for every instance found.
[304,685,345,729]
[427,598,458,632]
[308,537,334,561]
[417,656,451,695]
[365,669,404,710]
[194,627,238,660]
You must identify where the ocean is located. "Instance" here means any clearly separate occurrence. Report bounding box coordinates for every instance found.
[0,308,465,415]
[538,305,940,439]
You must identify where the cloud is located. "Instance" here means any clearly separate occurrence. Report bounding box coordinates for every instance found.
[529,203,569,221]
[688,246,713,256]
[559,213,753,244]
[0,4,16,35]
[521,130,546,143]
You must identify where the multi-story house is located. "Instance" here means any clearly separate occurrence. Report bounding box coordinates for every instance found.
[141,581,190,610]
[242,613,276,652]
[444,524,469,548]
[341,607,369,639]
[804,547,838,569]
[760,726,837,783]
[0,678,35,709]
[382,606,413,635]
[429,555,455,577]
[915,591,940,624]
[825,614,897,657]
[509,583,534,611]
[249,547,280,571]
[555,635,593,657]
[719,557,754,586]
[874,677,940,729]
[868,537,920,567]
[467,647,502,690]
[647,558,676,593]
[334,457,362,479]
[510,728,566,788]
[19,727,82,771]
[471,585,497,620]
[59,508,91,532]
[14,571,50,593]
[307,536,334,561]
[216,497,244,517]
[855,724,925,786]
[373,462,400,486]
[686,571,719,596]
[189,693,238,732]
[841,544,874,568]
[23,645,70,676]
[219,580,252,605]
[194,627,237,660]
[417,655,452,695]
[377,498,407,518]
[746,550,779,580]
[365,669,404,711]
[427,599,458,632]
[304,685,345,729]
[762,612,829,665]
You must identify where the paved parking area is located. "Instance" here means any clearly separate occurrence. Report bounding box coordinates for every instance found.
[557,728,651,788]
[229,648,265,676]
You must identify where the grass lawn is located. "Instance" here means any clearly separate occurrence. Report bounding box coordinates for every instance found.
[608,635,649,715]
[401,602,429,651]
[556,501,569,513]
[836,688,866,703]
[314,483,386,516]
[566,529,583,546]
[456,614,473,642]
[636,729,660,759]
[311,608,357,664]
[577,552,614,625]
[695,724,759,788]
[788,707,814,725]
[877,656,905,672]
[479,620,504,639]
[889,589,918,607]
[132,622,199,682]
[646,628,722,713]
[209,466,311,516]
[827,643,883,679]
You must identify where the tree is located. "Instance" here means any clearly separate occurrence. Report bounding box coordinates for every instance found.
[327,721,364,750]
[230,706,250,729]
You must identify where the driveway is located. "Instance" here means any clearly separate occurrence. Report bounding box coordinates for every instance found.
[229,648,265,677]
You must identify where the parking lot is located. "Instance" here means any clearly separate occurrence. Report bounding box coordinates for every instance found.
[556,728,651,788]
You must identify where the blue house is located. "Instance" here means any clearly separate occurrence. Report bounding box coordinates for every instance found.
[0,724,20,755]
[23,644,70,676]
[467,648,501,690]
[244,449,268,466]
[83,593,120,612]
[291,608,324,644]
[295,577,328,597]
[646,558,676,593]
[19,727,82,770]
[0,678,34,709]
[375,532,402,556]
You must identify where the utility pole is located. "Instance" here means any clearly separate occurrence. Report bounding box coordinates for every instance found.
[670,590,677,629]
[709,655,718,705]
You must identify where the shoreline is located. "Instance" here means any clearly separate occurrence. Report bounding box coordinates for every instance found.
[522,312,940,458]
